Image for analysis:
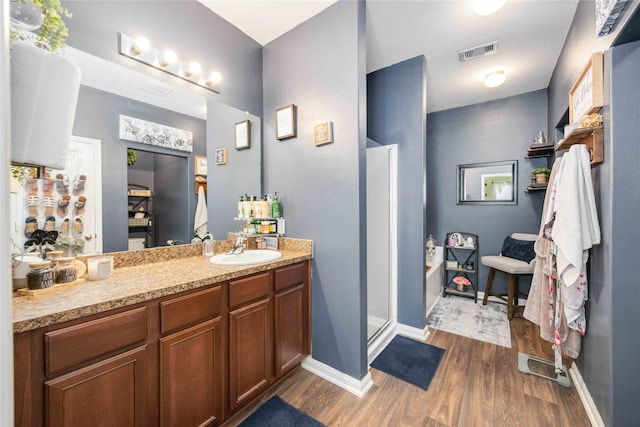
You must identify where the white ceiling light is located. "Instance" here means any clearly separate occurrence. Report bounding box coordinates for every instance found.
[473,0,506,16]
[484,70,506,87]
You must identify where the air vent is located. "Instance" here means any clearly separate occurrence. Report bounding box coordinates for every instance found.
[458,41,499,62]
[139,80,173,97]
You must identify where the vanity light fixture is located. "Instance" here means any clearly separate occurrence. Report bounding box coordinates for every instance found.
[484,70,506,88]
[119,33,221,93]
[473,0,506,16]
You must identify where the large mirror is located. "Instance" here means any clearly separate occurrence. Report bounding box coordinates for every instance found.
[25,47,261,253]
[457,160,518,205]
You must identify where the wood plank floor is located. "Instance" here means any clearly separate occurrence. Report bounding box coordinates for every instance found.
[224,317,591,426]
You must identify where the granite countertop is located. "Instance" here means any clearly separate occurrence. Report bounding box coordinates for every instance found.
[13,240,312,334]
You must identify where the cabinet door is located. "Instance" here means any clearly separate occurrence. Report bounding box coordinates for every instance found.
[159,318,223,427]
[45,346,147,427]
[229,298,273,412]
[274,284,306,378]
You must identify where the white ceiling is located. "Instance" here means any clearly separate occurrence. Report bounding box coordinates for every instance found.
[200,0,579,113]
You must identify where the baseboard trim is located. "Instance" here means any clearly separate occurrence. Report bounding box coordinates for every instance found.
[301,356,374,398]
[396,322,430,342]
[569,362,605,427]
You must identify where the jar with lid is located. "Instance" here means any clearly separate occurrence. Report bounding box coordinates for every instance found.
[27,261,54,290]
[426,234,436,258]
[53,257,77,284]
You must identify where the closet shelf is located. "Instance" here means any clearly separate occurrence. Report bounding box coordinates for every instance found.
[556,126,603,165]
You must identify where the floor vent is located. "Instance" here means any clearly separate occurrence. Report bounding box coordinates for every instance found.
[459,41,499,62]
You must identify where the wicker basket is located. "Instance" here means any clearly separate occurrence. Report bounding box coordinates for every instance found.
[128,218,149,227]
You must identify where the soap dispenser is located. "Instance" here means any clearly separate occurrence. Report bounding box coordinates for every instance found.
[202,233,214,258]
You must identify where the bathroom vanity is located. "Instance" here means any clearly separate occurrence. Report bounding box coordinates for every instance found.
[12,240,312,426]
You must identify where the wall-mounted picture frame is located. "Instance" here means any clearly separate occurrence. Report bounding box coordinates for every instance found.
[119,114,193,152]
[595,0,629,37]
[195,155,208,176]
[313,121,333,146]
[276,104,296,140]
[235,120,251,150]
[215,148,227,165]
[569,52,604,124]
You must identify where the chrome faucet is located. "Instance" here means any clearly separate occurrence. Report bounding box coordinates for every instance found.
[226,235,246,255]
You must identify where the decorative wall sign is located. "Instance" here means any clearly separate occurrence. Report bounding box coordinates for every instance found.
[569,52,604,124]
[195,155,207,175]
[595,0,629,37]
[215,148,227,165]
[276,104,296,140]
[119,115,193,152]
[235,120,251,150]
[313,121,333,146]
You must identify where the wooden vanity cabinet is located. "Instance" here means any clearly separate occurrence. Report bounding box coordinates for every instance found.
[14,260,311,427]
[158,286,224,426]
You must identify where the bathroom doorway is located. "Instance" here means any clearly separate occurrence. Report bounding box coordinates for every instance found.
[366,145,398,351]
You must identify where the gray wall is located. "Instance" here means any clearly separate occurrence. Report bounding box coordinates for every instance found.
[72,85,205,253]
[263,0,368,379]
[207,101,261,239]
[607,39,640,427]
[367,56,428,328]
[62,1,263,116]
[546,2,640,424]
[427,90,547,296]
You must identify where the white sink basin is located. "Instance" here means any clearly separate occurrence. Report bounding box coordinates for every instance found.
[209,250,282,266]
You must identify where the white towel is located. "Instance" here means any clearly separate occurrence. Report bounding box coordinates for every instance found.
[11,42,81,169]
[194,186,208,239]
[553,144,601,286]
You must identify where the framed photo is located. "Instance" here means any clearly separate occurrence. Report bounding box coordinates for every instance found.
[276,104,296,140]
[569,52,604,124]
[446,260,459,270]
[195,155,208,175]
[214,148,227,165]
[235,120,251,150]
[313,121,333,146]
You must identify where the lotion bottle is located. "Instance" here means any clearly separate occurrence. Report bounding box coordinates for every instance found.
[237,195,244,218]
[271,192,281,218]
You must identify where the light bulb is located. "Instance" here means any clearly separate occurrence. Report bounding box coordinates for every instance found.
[484,70,506,88]
[473,0,506,16]
[186,61,201,77]
[160,50,177,67]
[206,71,222,86]
[131,36,150,55]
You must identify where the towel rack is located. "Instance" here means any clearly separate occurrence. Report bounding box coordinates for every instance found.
[555,126,604,166]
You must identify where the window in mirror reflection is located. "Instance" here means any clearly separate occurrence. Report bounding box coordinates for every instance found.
[457,160,518,205]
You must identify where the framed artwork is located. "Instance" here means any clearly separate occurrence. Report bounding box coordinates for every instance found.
[118,114,193,152]
[215,148,227,165]
[569,52,604,124]
[235,120,251,150]
[195,156,207,175]
[313,121,333,146]
[276,104,296,140]
[595,0,629,36]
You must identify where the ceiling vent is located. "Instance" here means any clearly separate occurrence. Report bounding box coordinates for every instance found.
[139,80,173,97]
[458,41,499,62]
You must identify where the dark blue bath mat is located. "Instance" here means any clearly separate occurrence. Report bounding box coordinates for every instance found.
[370,335,445,390]
[239,395,325,427]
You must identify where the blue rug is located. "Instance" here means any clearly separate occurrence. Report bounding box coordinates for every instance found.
[370,335,445,390]
[239,395,325,427]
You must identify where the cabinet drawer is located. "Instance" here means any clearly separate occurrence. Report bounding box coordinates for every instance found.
[274,262,305,292]
[229,272,271,308]
[160,286,222,335]
[45,307,147,376]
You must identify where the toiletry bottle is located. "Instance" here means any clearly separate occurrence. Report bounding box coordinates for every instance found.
[237,195,244,218]
[260,197,270,219]
[254,196,263,218]
[202,233,214,258]
[243,194,252,218]
[272,192,281,218]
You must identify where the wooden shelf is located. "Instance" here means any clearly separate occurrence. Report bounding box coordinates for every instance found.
[525,184,548,192]
[525,145,555,159]
[556,126,604,165]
